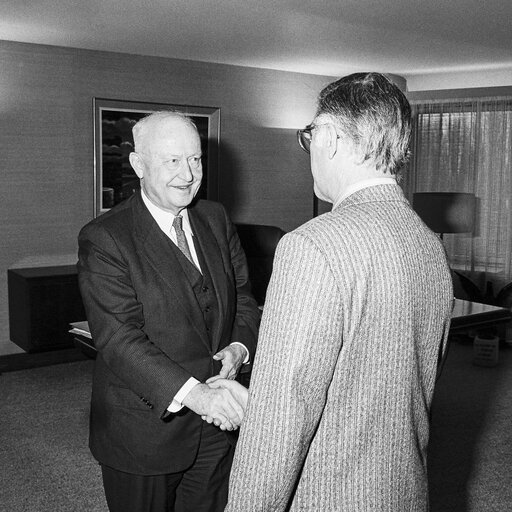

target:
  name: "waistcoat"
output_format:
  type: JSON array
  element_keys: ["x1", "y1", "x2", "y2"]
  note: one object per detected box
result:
[{"x1": 168, "y1": 237, "x2": 219, "y2": 347}]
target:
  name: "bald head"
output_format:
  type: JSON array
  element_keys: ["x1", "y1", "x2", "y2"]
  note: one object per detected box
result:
[{"x1": 132, "y1": 111, "x2": 199, "y2": 154}]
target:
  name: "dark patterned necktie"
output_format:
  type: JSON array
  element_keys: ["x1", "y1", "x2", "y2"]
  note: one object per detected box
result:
[{"x1": 172, "y1": 215, "x2": 195, "y2": 267}]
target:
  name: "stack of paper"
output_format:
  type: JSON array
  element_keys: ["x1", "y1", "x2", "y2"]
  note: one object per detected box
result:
[{"x1": 69, "y1": 320, "x2": 91, "y2": 339}]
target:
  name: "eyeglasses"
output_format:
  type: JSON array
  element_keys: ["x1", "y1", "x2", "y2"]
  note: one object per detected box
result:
[
  {"x1": 296, "y1": 123, "x2": 341, "y2": 154},
  {"x1": 297, "y1": 124, "x2": 315, "y2": 154}
]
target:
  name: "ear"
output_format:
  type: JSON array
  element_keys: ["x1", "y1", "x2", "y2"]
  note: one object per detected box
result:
[
  {"x1": 129, "y1": 152, "x2": 145, "y2": 179},
  {"x1": 325, "y1": 124, "x2": 339, "y2": 160},
  {"x1": 314, "y1": 124, "x2": 339, "y2": 160},
  {"x1": 326, "y1": 124, "x2": 340, "y2": 160}
]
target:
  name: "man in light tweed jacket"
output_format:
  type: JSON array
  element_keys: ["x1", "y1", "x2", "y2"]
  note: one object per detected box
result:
[{"x1": 215, "y1": 73, "x2": 453, "y2": 511}]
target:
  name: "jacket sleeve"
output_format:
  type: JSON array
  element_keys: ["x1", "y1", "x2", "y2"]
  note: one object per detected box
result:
[
  {"x1": 225, "y1": 232, "x2": 345, "y2": 511},
  {"x1": 78, "y1": 222, "x2": 194, "y2": 417}
]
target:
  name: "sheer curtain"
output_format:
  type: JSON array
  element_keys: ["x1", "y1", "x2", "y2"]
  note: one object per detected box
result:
[{"x1": 403, "y1": 96, "x2": 512, "y2": 294}]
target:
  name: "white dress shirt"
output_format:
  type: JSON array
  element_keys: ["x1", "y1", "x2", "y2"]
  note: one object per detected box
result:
[{"x1": 333, "y1": 177, "x2": 397, "y2": 210}]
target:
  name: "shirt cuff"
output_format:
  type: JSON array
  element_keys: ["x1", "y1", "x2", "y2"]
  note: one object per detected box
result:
[
  {"x1": 167, "y1": 377, "x2": 201, "y2": 413},
  {"x1": 230, "y1": 342, "x2": 250, "y2": 364}
]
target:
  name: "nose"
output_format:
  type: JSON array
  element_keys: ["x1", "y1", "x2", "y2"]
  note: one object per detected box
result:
[{"x1": 179, "y1": 161, "x2": 195, "y2": 182}]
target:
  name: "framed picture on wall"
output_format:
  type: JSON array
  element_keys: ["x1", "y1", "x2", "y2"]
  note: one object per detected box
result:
[{"x1": 93, "y1": 98, "x2": 220, "y2": 217}]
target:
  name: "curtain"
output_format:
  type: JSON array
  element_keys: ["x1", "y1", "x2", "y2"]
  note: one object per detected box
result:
[{"x1": 403, "y1": 96, "x2": 512, "y2": 294}]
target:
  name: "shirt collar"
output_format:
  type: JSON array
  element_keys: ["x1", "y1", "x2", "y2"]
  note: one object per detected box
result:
[
  {"x1": 141, "y1": 188, "x2": 194, "y2": 235},
  {"x1": 333, "y1": 177, "x2": 397, "y2": 209}
]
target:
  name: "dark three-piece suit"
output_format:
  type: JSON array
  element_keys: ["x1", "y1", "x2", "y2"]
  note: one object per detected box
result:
[{"x1": 77, "y1": 191, "x2": 259, "y2": 508}]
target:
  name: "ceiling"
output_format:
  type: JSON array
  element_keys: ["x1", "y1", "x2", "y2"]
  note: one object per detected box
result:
[{"x1": 1, "y1": 0, "x2": 511, "y2": 81}]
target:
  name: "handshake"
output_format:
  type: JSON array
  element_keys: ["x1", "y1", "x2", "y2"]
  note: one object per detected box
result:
[
  {"x1": 182, "y1": 344, "x2": 249, "y2": 431},
  {"x1": 203, "y1": 377, "x2": 249, "y2": 431},
  {"x1": 183, "y1": 377, "x2": 249, "y2": 431}
]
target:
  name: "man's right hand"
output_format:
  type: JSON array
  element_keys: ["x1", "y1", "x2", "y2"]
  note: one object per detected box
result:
[
  {"x1": 201, "y1": 379, "x2": 249, "y2": 430},
  {"x1": 182, "y1": 383, "x2": 244, "y2": 431},
  {"x1": 206, "y1": 378, "x2": 249, "y2": 410}
]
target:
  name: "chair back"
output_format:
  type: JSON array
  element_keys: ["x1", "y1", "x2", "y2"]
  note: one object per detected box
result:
[
  {"x1": 235, "y1": 223, "x2": 286, "y2": 305},
  {"x1": 452, "y1": 270, "x2": 483, "y2": 303},
  {"x1": 496, "y1": 282, "x2": 512, "y2": 309}
]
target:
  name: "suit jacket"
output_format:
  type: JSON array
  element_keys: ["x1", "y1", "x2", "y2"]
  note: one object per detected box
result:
[
  {"x1": 226, "y1": 184, "x2": 453, "y2": 512},
  {"x1": 77, "y1": 192, "x2": 259, "y2": 475}
]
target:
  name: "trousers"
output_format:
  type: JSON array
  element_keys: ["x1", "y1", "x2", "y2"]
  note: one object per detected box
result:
[{"x1": 101, "y1": 423, "x2": 234, "y2": 512}]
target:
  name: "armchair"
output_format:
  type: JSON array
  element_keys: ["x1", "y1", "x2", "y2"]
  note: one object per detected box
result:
[{"x1": 235, "y1": 223, "x2": 286, "y2": 306}]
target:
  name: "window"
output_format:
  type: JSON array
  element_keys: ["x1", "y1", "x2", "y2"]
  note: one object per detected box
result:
[{"x1": 404, "y1": 97, "x2": 512, "y2": 284}]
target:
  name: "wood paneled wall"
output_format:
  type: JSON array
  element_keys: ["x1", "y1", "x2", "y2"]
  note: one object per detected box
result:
[{"x1": 0, "y1": 40, "x2": 334, "y2": 355}]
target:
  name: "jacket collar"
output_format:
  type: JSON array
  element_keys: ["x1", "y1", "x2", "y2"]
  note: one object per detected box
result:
[
  {"x1": 334, "y1": 182, "x2": 408, "y2": 211},
  {"x1": 333, "y1": 177, "x2": 397, "y2": 209}
]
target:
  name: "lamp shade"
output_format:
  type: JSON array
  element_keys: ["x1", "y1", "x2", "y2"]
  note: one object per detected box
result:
[{"x1": 413, "y1": 192, "x2": 476, "y2": 234}]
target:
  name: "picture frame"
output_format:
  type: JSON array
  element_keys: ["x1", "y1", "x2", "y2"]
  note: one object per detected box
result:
[{"x1": 93, "y1": 98, "x2": 220, "y2": 217}]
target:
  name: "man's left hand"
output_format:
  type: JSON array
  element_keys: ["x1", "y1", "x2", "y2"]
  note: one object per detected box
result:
[{"x1": 212, "y1": 344, "x2": 246, "y2": 380}]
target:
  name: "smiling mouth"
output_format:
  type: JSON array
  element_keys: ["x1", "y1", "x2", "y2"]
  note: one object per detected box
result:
[{"x1": 172, "y1": 184, "x2": 193, "y2": 190}]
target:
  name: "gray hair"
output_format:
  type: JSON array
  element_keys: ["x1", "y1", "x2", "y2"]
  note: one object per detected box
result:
[
  {"x1": 132, "y1": 110, "x2": 198, "y2": 152},
  {"x1": 317, "y1": 72, "x2": 411, "y2": 174}
]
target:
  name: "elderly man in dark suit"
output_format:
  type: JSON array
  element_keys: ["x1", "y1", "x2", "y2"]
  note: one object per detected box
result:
[{"x1": 77, "y1": 111, "x2": 259, "y2": 512}]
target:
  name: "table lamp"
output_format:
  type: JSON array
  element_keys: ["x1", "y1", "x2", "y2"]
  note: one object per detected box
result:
[
  {"x1": 412, "y1": 192, "x2": 476, "y2": 239},
  {"x1": 413, "y1": 192, "x2": 484, "y2": 303}
]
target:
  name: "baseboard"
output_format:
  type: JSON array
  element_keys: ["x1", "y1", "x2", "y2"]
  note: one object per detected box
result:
[{"x1": 0, "y1": 347, "x2": 89, "y2": 373}]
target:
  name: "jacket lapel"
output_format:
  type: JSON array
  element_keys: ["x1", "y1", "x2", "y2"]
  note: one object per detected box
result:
[
  {"x1": 131, "y1": 192, "x2": 211, "y2": 351},
  {"x1": 189, "y1": 208, "x2": 228, "y2": 353}
]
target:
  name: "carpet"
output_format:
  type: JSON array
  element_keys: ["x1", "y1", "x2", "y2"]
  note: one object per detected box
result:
[
  {"x1": 1, "y1": 342, "x2": 512, "y2": 511},
  {"x1": 0, "y1": 360, "x2": 106, "y2": 512},
  {"x1": 428, "y1": 340, "x2": 512, "y2": 511}
]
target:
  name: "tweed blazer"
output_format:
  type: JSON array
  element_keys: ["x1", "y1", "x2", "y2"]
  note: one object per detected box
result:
[
  {"x1": 226, "y1": 184, "x2": 453, "y2": 512},
  {"x1": 77, "y1": 192, "x2": 260, "y2": 475}
]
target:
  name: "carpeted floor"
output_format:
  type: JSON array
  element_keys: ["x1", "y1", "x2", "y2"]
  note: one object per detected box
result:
[
  {"x1": 428, "y1": 340, "x2": 512, "y2": 511},
  {"x1": 0, "y1": 341, "x2": 511, "y2": 511},
  {"x1": 0, "y1": 359, "x2": 106, "y2": 512}
]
